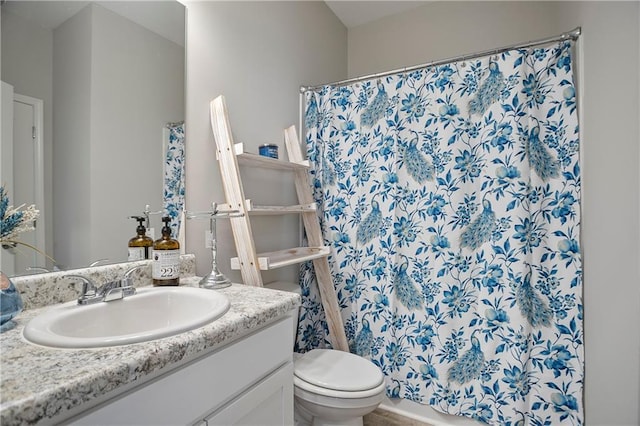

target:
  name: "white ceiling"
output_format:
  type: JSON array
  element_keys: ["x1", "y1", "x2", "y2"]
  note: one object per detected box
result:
[
  {"x1": 1, "y1": 1, "x2": 185, "y2": 46},
  {"x1": 325, "y1": 1, "x2": 430, "y2": 28}
]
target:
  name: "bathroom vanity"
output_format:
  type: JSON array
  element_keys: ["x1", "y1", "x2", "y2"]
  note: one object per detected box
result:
[
  {"x1": 71, "y1": 308, "x2": 295, "y2": 425},
  {"x1": 0, "y1": 261, "x2": 300, "y2": 425}
]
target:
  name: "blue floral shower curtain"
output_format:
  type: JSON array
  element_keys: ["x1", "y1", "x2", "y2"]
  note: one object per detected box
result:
[
  {"x1": 299, "y1": 41, "x2": 583, "y2": 425},
  {"x1": 163, "y1": 121, "x2": 185, "y2": 237}
]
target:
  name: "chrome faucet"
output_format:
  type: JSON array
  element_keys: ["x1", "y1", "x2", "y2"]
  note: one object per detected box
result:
[
  {"x1": 68, "y1": 275, "x2": 99, "y2": 304},
  {"x1": 70, "y1": 273, "x2": 137, "y2": 305}
]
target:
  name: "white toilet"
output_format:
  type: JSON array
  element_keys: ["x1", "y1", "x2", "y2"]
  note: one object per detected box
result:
[
  {"x1": 267, "y1": 282, "x2": 386, "y2": 426},
  {"x1": 293, "y1": 349, "x2": 386, "y2": 426}
]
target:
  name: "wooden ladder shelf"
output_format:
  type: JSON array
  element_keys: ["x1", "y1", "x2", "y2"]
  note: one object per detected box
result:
[{"x1": 209, "y1": 95, "x2": 349, "y2": 352}]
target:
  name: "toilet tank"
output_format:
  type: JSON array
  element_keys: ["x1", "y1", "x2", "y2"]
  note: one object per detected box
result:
[{"x1": 265, "y1": 281, "x2": 301, "y2": 295}]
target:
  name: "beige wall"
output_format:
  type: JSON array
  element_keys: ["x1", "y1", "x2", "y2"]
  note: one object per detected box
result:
[
  {"x1": 348, "y1": 2, "x2": 640, "y2": 425},
  {"x1": 183, "y1": 1, "x2": 347, "y2": 283}
]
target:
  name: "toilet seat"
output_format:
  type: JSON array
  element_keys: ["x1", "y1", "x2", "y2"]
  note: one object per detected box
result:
[
  {"x1": 294, "y1": 375, "x2": 387, "y2": 399},
  {"x1": 294, "y1": 349, "x2": 385, "y2": 398}
]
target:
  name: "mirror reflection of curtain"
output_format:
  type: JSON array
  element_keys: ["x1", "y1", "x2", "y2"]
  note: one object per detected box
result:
[
  {"x1": 300, "y1": 41, "x2": 583, "y2": 425},
  {"x1": 163, "y1": 122, "x2": 185, "y2": 239}
]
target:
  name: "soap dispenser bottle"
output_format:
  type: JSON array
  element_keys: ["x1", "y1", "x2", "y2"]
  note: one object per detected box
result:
[
  {"x1": 152, "y1": 216, "x2": 180, "y2": 286},
  {"x1": 128, "y1": 216, "x2": 154, "y2": 261}
]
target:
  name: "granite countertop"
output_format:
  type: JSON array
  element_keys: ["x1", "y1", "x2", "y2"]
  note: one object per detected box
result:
[{"x1": 0, "y1": 276, "x2": 300, "y2": 425}]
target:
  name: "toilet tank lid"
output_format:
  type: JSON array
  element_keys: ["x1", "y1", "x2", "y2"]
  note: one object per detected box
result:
[{"x1": 294, "y1": 349, "x2": 384, "y2": 392}]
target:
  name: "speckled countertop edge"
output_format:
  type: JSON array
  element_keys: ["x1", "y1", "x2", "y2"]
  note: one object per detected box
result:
[{"x1": 0, "y1": 276, "x2": 300, "y2": 425}]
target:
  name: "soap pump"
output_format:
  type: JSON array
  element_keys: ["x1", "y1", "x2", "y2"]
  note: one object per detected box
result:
[
  {"x1": 128, "y1": 216, "x2": 154, "y2": 261},
  {"x1": 152, "y1": 216, "x2": 180, "y2": 286}
]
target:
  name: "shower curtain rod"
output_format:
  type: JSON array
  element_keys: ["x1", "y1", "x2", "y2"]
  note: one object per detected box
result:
[{"x1": 300, "y1": 27, "x2": 581, "y2": 93}]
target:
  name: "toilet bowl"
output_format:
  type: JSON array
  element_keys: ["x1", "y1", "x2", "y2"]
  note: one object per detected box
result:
[
  {"x1": 293, "y1": 349, "x2": 386, "y2": 426},
  {"x1": 267, "y1": 280, "x2": 385, "y2": 426}
]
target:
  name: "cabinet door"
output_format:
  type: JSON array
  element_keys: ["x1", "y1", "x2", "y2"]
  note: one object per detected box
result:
[
  {"x1": 69, "y1": 315, "x2": 295, "y2": 425},
  {"x1": 205, "y1": 362, "x2": 293, "y2": 426}
]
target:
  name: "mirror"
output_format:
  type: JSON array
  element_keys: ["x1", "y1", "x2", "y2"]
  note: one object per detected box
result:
[{"x1": 1, "y1": 1, "x2": 185, "y2": 275}]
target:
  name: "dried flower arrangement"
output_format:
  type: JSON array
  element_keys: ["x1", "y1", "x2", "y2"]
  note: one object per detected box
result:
[{"x1": 0, "y1": 185, "x2": 55, "y2": 265}]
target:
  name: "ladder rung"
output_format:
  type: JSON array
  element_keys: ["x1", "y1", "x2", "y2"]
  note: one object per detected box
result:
[
  {"x1": 230, "y1": 246, "x2": 330, "y2": 270},
  {"x1": 246, "y1": 200, "x2": 317, "y2": 215},
  {"x1": 234, "y1": 143, "x2": 309, "y2": 171}
]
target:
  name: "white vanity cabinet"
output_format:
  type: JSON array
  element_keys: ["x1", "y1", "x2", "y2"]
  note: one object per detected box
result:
[{"x1": 68, "y1": 314, "x2": 295, "y2": 426}]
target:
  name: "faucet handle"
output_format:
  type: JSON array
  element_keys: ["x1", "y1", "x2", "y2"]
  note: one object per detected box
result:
[
  {"x1": 103, "y1": 280, "x2": 136, "y2": 301},
  {"x1": 67, "y1": 275, "x2": 99, "y2": 304},
  {"x1": 123, "y1": 264, "x2": 147, "y2": 287},
  {"x1": 97, "y1": 279, "x2": 137, "y2": 302}
]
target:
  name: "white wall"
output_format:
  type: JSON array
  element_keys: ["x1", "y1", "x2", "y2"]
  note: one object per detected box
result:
[
  {"x1": 348, "y1": 2, "x2": 640, "y2": 425},
  {"x1": 4, "y1": 3, "x2": 184, "y2": 270},
  {"x1": 553, "y1": 3, "x2": 640, "y2": 425},
  {"x1": 52, "y1": 5, "x2": 93, "y2": 268},
  {"x1": 53, "y1": 4, "x2": 184, "y2": 268},
  {"x1": 89, "y1": 4, "x2": 184, "y2": 265},
  {"x1": 183, "y1": 1, "x2": 347, "y2": 283},
  {"x1": 2, "y1": 9, "x2": 55, "y2": 264},
  {"x1": 347, "y1": 1, "x2": 561, "y2": 78}
]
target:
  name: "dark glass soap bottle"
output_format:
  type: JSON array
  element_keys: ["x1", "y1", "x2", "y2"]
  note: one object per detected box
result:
[
  {"x1": 152, "y1": 216, "x2": 180, "y2": 286},
  {"x1": 128, "y1": 216, "x2": 154, "y2": 261}
]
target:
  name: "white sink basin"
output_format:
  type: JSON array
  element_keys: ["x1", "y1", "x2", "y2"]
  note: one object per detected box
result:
[{"x1": 23, "y1": 287, "x2": 230, "y2": 348}]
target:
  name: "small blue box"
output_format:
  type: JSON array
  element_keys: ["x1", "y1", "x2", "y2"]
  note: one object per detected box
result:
[{"x1": 259, "y1": 144, "x2": 278, "y2": 159}]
